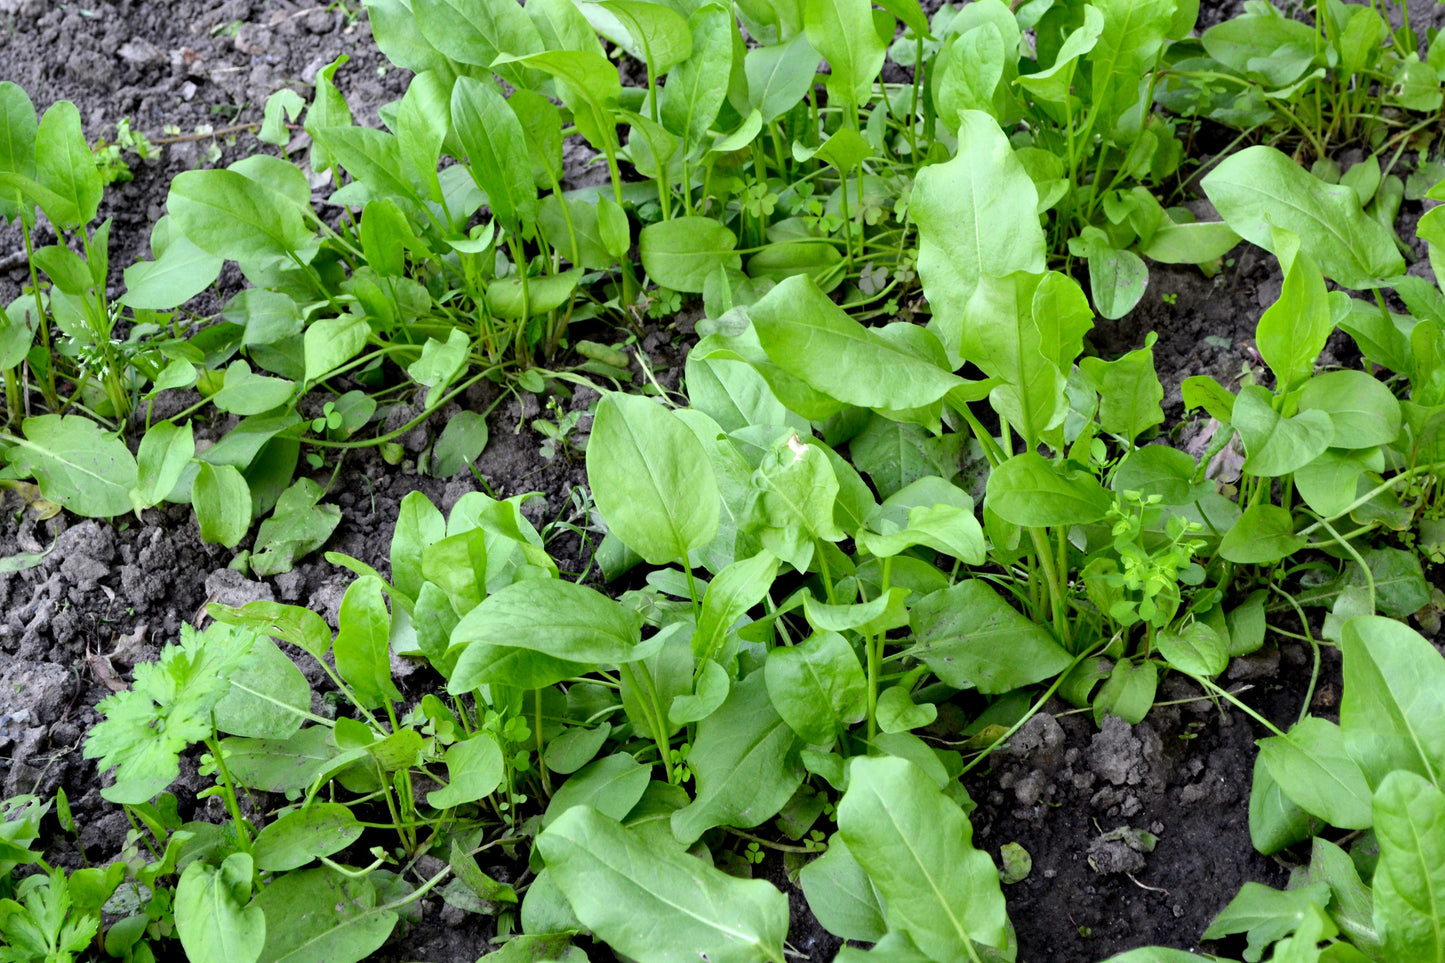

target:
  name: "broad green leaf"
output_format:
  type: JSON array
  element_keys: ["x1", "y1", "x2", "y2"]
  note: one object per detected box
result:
[
  {"x1": 0, "y1": 81, "x2": 37, "y2": 220},
  {"x1": 764, "y1": 630, "x2": 867, "y2": 745},
  {"x1": 539, "y1": 806, "x2": 789, "y2": 963},
  {"x1": 210, "y1": 362, "x2": 296, "y2": 416},
  {"x1": 253, "y1": 868, "x2": 396, "y2": 963},
  {"x1": 129, "y1": 421, "x2": 194, "y2": 512},
  {"x1": 334, "y1": 576, "x2": 401, "y2": 710},
  {"x1": 1155, "y1": 621, "x2": 1228, "y2": 678},
  {"x1": 907, "y1": 580, "x2": 1072, "y2": 692},
  {"x1": 639, "y1": 216, "x2": 740, "y2": 292},
  {"x1": 1233, "y1": 385, "x2": 1332, "y2": 478},
  {"x1": 745, "y1": 34, "x2": 819, "y2": 123},
  {"x1": 34, "y1": 101, "x2": 101, "y2": 229},
  {"x1": 528, "y1": 0, "x2": 606, "y2": 55},
  {"x1": 193, "y1": 463, "x2": 252, "y2": 548},
  {"x1": 250, "y1": 479, "x2": 341, "y2": 577},
  {"x1": 597, "y1": 0, "x2": 692, "y2": 75},
  {"x1": 452, "y1": 75, "x2": 537, "y2": 236},
  {"x1": 1201, "y1": 881, "x2": 1332, "y2": 961},
  {"x1": 208, "y1": 600, "x2": 333, "y2": 662},
  {"x1": 1084, "y1": 236, "x2": 1148, "y2": 320},
  {"x1": 985, "y1": 451, "x2": 1111, "y2": 528},
  {"x1": 1139, "y1": 220, "x2": 1241, "y2": 264},
  {"x1": 447, "y1": 579, "x2": 649, "y2": 692},
  {"x1": 1200, "y1": 9, "x2": 1317, "y2": 86},
  {"x1": 1371, "y1": 770, "x2": 1445, "y2": 962},
  {"x1": 542, "y1": 752, "x2": 651, "y2": 827},
  {"x1": 176, "y1": 854, "x2": 264, "y2": 963},
  {"x1": 672, "y1": 671, "x2": 804, "y2": 844},
  {"x1": 798, "y1": 835, "x2": 886, "y2": 942},
  {"x1": 1016, "y1": 6, "x2": 1102, "y2": 104},
  {"x1": 169, "y1": 169, "x2": 318, "y2": 267},
  {"x1": 693, "y1": 550, "x2": 779, "y2": 660},
  {"x1": 934, "y1": 24, "x2": 1005, "y2": 130},
  {"x1": 427, "y1": 733, "x2": 505, "y2": 808},
  {"x1": 1298, "y1": 370, "x2": 1401, "y2": 449},
  {"x1": 1255, "y1": 227, "x2": 1333, "y2": 393},
  {"x1": 660, "y1": 4, "x2": 730, "y2": 158},
  {"x1": 1092, "y1": 658, "x2": 1158, "y2": 725},
  {"x1": 309, "y1": 126, "x2": 423, "y2": 213},
  {"x1": 1202, "y1": 146, "x2": 1404, "y2": 290},
  {"x1": 849, "y1": 416, "x2": 961, "y2": 500},
  {"x1": 684, "y1": 350, "x2": 802, "y2": 434},
  {"x1": 1111, "y1": 445, "x2": 1197, "y2": 506},
  {"x1": 748, "y1": 431, "x2": 845, "y2": 572},
  {"x1": 1259, "y1": 717, "x2": 1373, "y2": 831},
  {"x1": 213, "y1": 636, "x2": 311, "y2": 739},
  {"x1": 412, "y1": 0, "x2": 543, "y2": 87},
  {"x1": 913, "y1": 111, "x2": 1046, "y2": 366},
  {"x1": 391, "y1": 491, "x2": 446, "y2": 602},
  {"x1": 1305, "y1": 838, "x2": 1380, "y2": 953},
  {"x1": 1249, "y1": 755, "x2": 1322, "y2": 856},
  {"x1": 1217, "y1": 502, "x2": 1304, "y2": 564},
  {"x1": 498, "y1": 51, "x2": 621, "y2": 158},
  {"x1": 1341, "y1": 617, "x2": 1445, "y2": 789},
  {"x1": 304, "y1": 56, "x2": 352, "y2": 171},
  {"x1": 803, "y1": 0, "x2": 886, "y2": 112},
  {"x1": 222, "y1": 728, "x2": 350, "y2": 793},
  {"x1": 252, "y1": 804, "x2": 363, "y2": 872},
  {"x1": 858, "y1": 476, "x2": 984, "y2": 563},
  {"x1": 750, "y1": 275, "x2": 964, "y2": 413},
  {"x1": 1078, "y1": 338, "x2": 1164, "y2": 443},
  {"x1": 303, "y1": 316, "x2": 369, "y2": 385},
  {"x1": 121, "y1": 227, "x2": 224, "y2": 310},
  {"x1": 485, "y1": 268, "x2": 582, "y2": 319},
  {"x1": 1090, "y1": 0, "x2": 1174, "y2": 128},
  {"x1": 429, "y1": 410, "x2": 490, "y2": 477},
  {"x1": 587, "y1": 392, "x2": 718, "y2": 565},
  {"x1": 839, "y1": 756, "x2": 1009, "y2": 958},
  {"x1": 963, "y1": 271, "x2": 1092, "y2": 447},
  {"x1": 4, "y1": 415, "x2": 137, "y2": 518}
]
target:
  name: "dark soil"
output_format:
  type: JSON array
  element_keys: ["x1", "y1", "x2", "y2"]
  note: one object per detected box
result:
[{"x1": 1, "y1": 1, "x2": 1443, "y2": 961}]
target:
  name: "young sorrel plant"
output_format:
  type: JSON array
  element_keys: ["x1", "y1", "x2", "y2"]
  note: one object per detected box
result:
[{"x1": 1162, "y1": 0, "x2": 1444, "y2": 163}]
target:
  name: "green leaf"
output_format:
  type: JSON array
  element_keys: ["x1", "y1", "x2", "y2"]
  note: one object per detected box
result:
[
  {"x1": 799, "y1": 835, "x2": 886, "y2": 942},
  {"x1": 213, "y1": 635, "x2": 311, "y2": 739},
  {"x1": 985, "y1": 451, "x2": 1112, "y2": 528},
  {"x1": 250, "y1": 479, "x2": 341, "y2": 577},
  {"x1": 1156, "y1": 621, "x2": 1228, "y2": 678},
  {"x1": 672, "y1": 671, "x2": 804, "y2": 844},
  {"x1": 1217, "y1": 502, "x2": 1304, "y2": 564},
  {"x1": 750, "y1": 275, "x2": 964, "y2": 413},
  {"x1": 169, "y1": 168, "x2": 317, "y2": 267},
  {"x1": 429, "y1": 410, "x2": 490, "y2": 477},
  {"x1": 447, "y1": 579, "x2": 648, "y2": 692},
  {"x1": 907, "y1": 580, "x2": 1072, "y2": 693},
  {"x1": 660, "y1": 3, "x2": 732, "y2": 156},
  {"x1": 1202, "y1": 145, "x2": 1404, "y2": 289},
  {"x1": 391, "y1": 491, "x2": 446, "y2": 603},
  {"x1": 1371, "y1": 770, "x2": 1445, "y2": 962},
  {"x1": 1201, "y1": 880, "x2": 1332, "y2": 961},
  {"x1": 745, "y1": 34, "x2": 820, "y2": 123},
  {"x1": 176, "y1": 853, "x2": 265, "y2": 963},
  {"x1": 1089, "y1": 0, "x2": 1174, "y2": 128},
  {"x1": 912, "y1": 111, "x2": 1046, "y2": 365},
  {"x1": 208, "y1": 600, "x2": 333, "y2": 662},
  {"x1": 334, "y1": 576, "x2": 401, "y2": 710},
  {"x1": 803, "y1": 0, "x2": 886, "y2": 112},
  {"x1": 597, "y1": 0, "x2": 692, "y2": 75},
  {"x1": 1255, "y1": 227, "x2": 1333, "y2": 393},
  {"x1": 1341, "y1": 617, "x2": 1445, "y2": 789},
  {"x1": 452, "y1": 76, "x2": 537, "y2": 236},
  {"x1": 4, "y1": 414, "x2": 138, "y2": 518},
  {"x1": 858, "y1": 476, "x2": 985, "y2": 563},
  {"x1": 543, "y1": 752, "x2": 651, "y2": 828},
  {"x1": 303, "y1": 315, "x2": 369, "y2": 384},
  {"x1": 1084, "y1": 237, "x2": 1148, "y2": 320},
  {"x1": 639, "y1": 216, "x2": 740, "y2": 292},
  {"x1": 1258, "y1": 717, "x2": 1373, "y2": 831},
  {"x1": 586, "y1": 392, "x2": 718, "y2": 566},
  {"x1": 1092, "y1": 658, "x2": 1158, "y2": 726},
  {"x1": 427, "y1": 733, "x2": 505, "y2": 809},
  {"x1": 538, "y1": 806, "x2": 789, "y2": 963},
  {"x1": 252, "y1": 804, "x2": 364, "y2": 872},
  {"x1": 412, "y1": 0, "x2": 543, "y2": 87},
  {"x1": 839, "y1": 756, "x2": 1009, "y2": 958},
  {"x1": 210, "y1": 361, "x2": 296, "y2": 416},
  {"x1": 1233, "y1": 384, "x2": 1333, "y2": 477},
  {"x1": 748, "y1": 432, "x2": 845, "y2": 572},
  {"x1": 34, "y1": 100, "x2": 101, "y2": 229},
  {"x1": 253, "y1": 868, "x2": 397, "y2": 963},
  {"x1": 1298, "y1": 369, "x2": 1402, "y2": 449},
  {"x1": 193, "y1": 463, "x2": 253, "y2": 549},
  {"x1": 693, "y1": 550, "x2": 779, "y2": 661},
  {"x1": 122, "y1": 221, "x2": 224, "y2": 310},
  {"x1": 1249, "y1": 755, "x2": 1322, "y2": 856},
  {"x1": 485, "y1": 268, "x2": 582, "y2": 319},
  {"x1": 1077, "y1": 338, "x2": 1164, "y2": 443},
  {"x1": 764, "y1": 630, "x2": 867, "y2": 745}
]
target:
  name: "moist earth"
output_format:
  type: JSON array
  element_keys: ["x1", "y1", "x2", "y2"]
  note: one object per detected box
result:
[{"x1": 1, "y1": 1, "x2": 1443, "y2": 961}]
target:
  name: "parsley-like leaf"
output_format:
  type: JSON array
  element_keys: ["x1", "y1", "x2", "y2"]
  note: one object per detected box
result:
[
  {"x1": 0, "y1": 866, "x2": 98, "y2": 963},
  {"x1": 83, "y1": 622, "x2": 257, "y2": 804}
]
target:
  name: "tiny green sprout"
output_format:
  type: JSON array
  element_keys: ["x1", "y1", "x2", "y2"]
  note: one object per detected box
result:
[
  {"x1": 745, "y1": 841, "x2": 765, "y2": 864},
  {"x1": 1161, "y1": 292, "x2": 1178, "y2": 306},
  {"x1": 741, "y1": 182, "x2": 778, "y2": 218},
  {"x1": 311, "y1": 401, "x2": 343, "y2": 435},
  {"x1": 646, "y1": 288, "x2": 682, "y2": 320}
]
